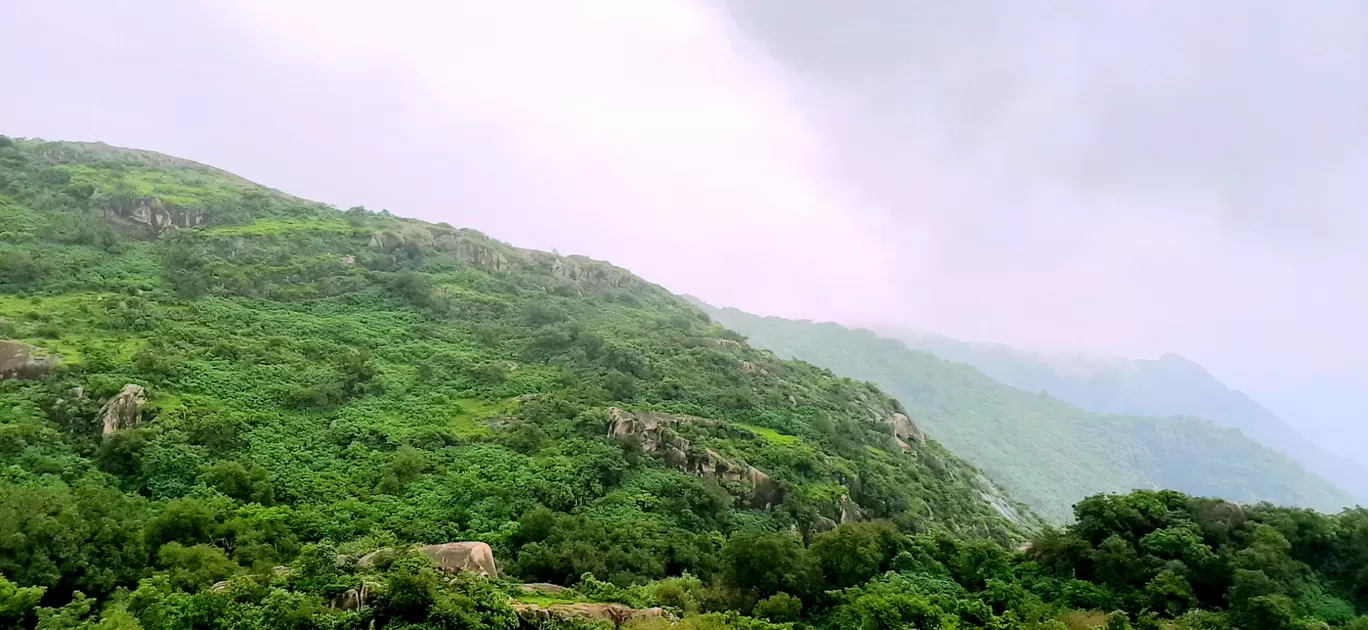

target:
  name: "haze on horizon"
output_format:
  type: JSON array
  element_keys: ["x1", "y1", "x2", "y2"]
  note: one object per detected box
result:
[{"x1": 2, "y1": 1, "x2": 1364, "y2": 457}]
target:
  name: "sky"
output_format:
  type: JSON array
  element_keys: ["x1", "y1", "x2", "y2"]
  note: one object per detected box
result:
[{"x1": 1, "y1": 1, "x2": 1364, "y2": 456}]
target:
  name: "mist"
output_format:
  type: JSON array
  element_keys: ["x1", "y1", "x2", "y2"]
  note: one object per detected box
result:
[{"x1": 2, "y1": 1, "x2": 1364, "y2": 457}]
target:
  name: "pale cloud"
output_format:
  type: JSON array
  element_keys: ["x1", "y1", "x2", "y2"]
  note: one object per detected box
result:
[{"x1": 219, "y1": 0, "x2": 901, "y2": 322}]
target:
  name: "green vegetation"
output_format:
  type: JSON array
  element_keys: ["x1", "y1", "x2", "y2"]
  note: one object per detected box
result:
[
  {"x1": 7, "y1": 137, "x2": 1368, "y2": 628},
  {"x1": 884, "y1": 333, "x2": 1368, "y2": 505},
  {"x1": 0, "y1": 138, "x2": 1032, "y2": 628},
  {"x1": 699, "y1": 300, "x2": 1355, "y2": 522}
]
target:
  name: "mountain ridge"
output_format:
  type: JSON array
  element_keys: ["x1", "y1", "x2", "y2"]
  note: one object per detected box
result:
[
  {"x1": 882, "y1": 326, "x2": 1368, "y2": 503},
  {"x1": 698, "y1": 302, "x2": 1355, "y2": 520}
]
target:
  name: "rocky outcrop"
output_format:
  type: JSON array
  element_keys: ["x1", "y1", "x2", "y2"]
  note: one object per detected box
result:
[
  {"x1": 100, "y1": 384, "x2": 147, "y2": 436},
  {"x1": 371, "y1": 226, "x2": 510, "y2": 273},
  {"x1": 0, "y1": 341, "x2": 59, "y2": 381},
  {"x1": 418, "y1": 542, "x2": 498, "y2": 577},
  {"x1": 512, "y1": 603, "x2": 675, "y2": 627},
  {"x1": 840, "y1": 494, "x2": 863, "y2": 524},
  {"x1": 358, "y1": 541, "x2": 499, "y2": 578},
  {"x1": 518, "y1": 583, "x2": 568, "y2": 594},
  {"x1": 105, "y1": 196, "x2": 206, "y2": 236},
  {"x1": 549, "y1": 255, "x2": 631, "y2": 289},
  {"x1": 329, "y1": 583, "x2": 377, "y2": 611},
  {"x1": 747, "y1": 466, "x2": 782, "y2": 510},
  {"x1": 608, "y1": 407, "x2": 693, "y2": 455},
  {"x1": 976, "y1": 474, "x2": 1027, "y2": 525},
  {"x1": 608, "y1": 408, "x2": 782, "y2": 508},
  {"x1": 884, "y1": 412, "x2": 925, "y2": 447}
]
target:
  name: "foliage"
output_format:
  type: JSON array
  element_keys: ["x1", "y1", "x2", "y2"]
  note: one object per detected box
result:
[
  {"x1": 7, "y1": 139, "x2": 1368, "y2": 628},
  {"x1": 0, "y1": 139, "x2": 1028, "y2": 628}
]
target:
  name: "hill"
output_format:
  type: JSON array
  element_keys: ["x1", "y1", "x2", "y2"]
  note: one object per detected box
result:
[
  {"x1": 888, "y1": 330, "x2": 1368, "y2": 504},
  {"x1": 0, "y1": 137, "x2": 1041, "y2": 626},
  {"x1": 8, "y1": 136, "x2": 1368, "y2": 629},
  {"x1": 698, "y1": 304, "x2": 1355, "y2": 521}
]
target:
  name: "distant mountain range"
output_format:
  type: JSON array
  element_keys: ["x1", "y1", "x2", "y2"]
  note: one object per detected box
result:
[
  {"x1": 884, "y1": 329, "x2": 1368, "y2": 506},
  {"x1": 699, "y1": 302, "x2": 1357, "y2": 520}
]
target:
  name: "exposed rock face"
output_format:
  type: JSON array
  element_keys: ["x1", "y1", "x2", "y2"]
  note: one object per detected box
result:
[
  {"x1": 747, "y1": 466, "x2": 782, "y2": 510},
  {"x1": 513, "y1": 603, "x2": 675, "y2": 627},
  {"x1": 100, "y1": 384, "x2": 147, "y2": 436},
  {"x1": 418, "y1": 542, "x2": 498, "y2": 577},
  {"x1": 607, "y1": 407, "x2": 782, "y2": 508},
  {"x1": 840, "y1": 494, "x2": 864, "y2": 524},
  {"x1": 518, "y1": 583, "x2": 568, "y2": 594},
  {"x1": 975, "y1": 474, "x2": 1027, "y2": 525},
  {"x1": 608, "y1": 407, "x2": 692, "y2": 454},
  {"x1": 0, "y1": 341, "x2": 59, "y2": 381},
  {"x1": 370, "y1": 226, "x2": 510, "y2": 273},
  {"x1": 549, "y1": 255, "x2": 631, "y2": 289},
  {"x1": 329, "y1": 583, "x2": 376, "y2": 611},
  {"x1": 105, "y1": 196, "x2": 206, "y2": 235},
  {"x1": 358, "y1": 542, "x2": 499, "y2": 578},
  {"x1": 885, "y1": 412, "x2": 926, "y2": 445}
]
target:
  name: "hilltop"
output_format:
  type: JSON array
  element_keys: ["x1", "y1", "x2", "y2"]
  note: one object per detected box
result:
[{"x1": 698, "y1": 303, "x2": 1355, "y2": 521}]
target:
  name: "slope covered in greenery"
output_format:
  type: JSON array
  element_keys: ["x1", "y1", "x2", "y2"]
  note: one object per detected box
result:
[
  {"x1": 0, "y1": 137, "x2": 1048, "y2": 628},
  {"x1": 699, "y1": 305, "x2": 1354, "y2": 521},
  {"x1": 883, "y1": 331, "x2": 1368, "y2": 504}
]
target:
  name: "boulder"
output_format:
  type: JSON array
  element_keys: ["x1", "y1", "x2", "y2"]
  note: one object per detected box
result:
[
  {"x1": 518, "y1": 583, "x2": 568, "y2": 594},
  {"x1": 418, "y1": 542, "x2": 498, "y2": 577},
  {"x1": 0, "y1": 341, "x2": 59, "y2": 381},
  {"x1": 885, "y1": 412, "x2": 925, "y2": 444},
  {"x1": 747, "y1": 466, "x2": 782, "y2": 509},
  {"x1": 513, "y1": 602, "x2": 674, "y2": 627},
  {"x1": 328, "y1": 582, "x2": 376, "y2": 611},
  {"x1": 101, "y1": 384, "x2": 147, "y2": 436},
  {"x1": 359, "y1": 542, "x2": 499, "y2": 578}
]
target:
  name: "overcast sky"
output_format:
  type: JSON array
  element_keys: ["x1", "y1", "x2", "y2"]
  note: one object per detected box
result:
[{"x1": 2, "y1": 1, "x2": 1364, "y2": 454}]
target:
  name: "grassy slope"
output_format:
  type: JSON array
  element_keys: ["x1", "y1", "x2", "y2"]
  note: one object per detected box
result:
[
  {"x1": 700, "y1": 305, "x2": 1355, "y2": 521},
  {"x1": 0, "y1": 139, "x2": 1036, "y2": 598}
]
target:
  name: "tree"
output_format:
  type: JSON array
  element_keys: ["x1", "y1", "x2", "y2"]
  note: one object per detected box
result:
[
  {"x1": 809, "y1": 522, "x2": 905, "y2": 589},
  {"x1": 720, "y1": 531, "x2": 817, "y2": 601},
  {"x1": 155, "y1": 543, "x2": 238, "y2": 592},
  {"x1": 0, "y1": 574, "x2": 45, "y2": 627}
]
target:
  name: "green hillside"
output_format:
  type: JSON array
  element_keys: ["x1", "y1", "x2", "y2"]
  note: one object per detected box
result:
[
  {"x1": 699, "y1": 305, "x2": 1354, "y2": 521},
  {"x1": 884, "y1": 331, "x2": 1368, "y2": 504},
  {"x1": 7, "y1": 137, "x2": 1368, "y2": 629},
  {"x1": 0, "y1": 138, "x2": 1034, "y2": 626}
]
